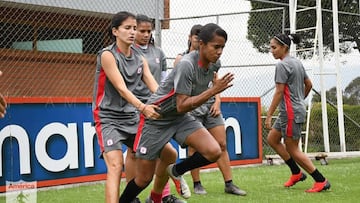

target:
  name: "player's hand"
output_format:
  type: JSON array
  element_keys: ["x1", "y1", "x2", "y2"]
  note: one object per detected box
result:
[
  {"x1": 265, "y1": 116, "x2": 272, "y2": 130},
  {"x1": 209, "y1": 103, "x2": 221, "y2": 117},
  {"x1": 211, "y1": 72, "x2": 234, "y2": 95},
  {"x1": 143, "y1": 104, "x2": 161, "y2": 119}
]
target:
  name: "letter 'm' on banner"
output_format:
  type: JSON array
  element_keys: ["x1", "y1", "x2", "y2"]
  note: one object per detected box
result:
[{"x1": 35, "y1": 123, "x2": 78, "y2": 172}]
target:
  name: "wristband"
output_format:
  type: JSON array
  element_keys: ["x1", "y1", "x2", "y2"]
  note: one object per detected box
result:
[{"x1": 140, "y1": 104, "x2": 147, "y2": 113}]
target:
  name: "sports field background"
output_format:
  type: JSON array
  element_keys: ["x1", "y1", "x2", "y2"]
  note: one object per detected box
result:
[
  {"x1": 1, "y1": 1, "x2": 360, "y2": 202},
  {"x1": 1, "y1": 157, "x2": 355, "y2": 203},
  {"x1": 1, "y1": 0, "x2": 359, "y2": 155}
]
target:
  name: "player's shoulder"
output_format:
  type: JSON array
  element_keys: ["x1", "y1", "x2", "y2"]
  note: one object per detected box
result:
[
  {"x1": 177, "y1": 53, "x2": 196, "y2": 68},
  {"x1": 98, "y1": 43, "x2": 115, "y2": 54}
]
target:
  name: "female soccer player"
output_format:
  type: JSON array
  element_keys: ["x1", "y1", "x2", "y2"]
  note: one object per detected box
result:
[
  {"x1": 174, "y1": 24, "x2": 246, "y2": 196},
  {"x1": 119, "y1": 23, "x2": 234, "y2": 203},
  {"x1": 92, "y1": 11, "x2": 175, "y2": 203},
  {"x1": 133, "y1": 14, "x2": 187, "y2": 203},
  {"x1": 265, "y1": 33, "x2": 330, "y2": 193}
]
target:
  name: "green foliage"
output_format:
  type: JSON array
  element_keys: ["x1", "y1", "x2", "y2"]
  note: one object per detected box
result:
[
  {"x1": 247, "y1": 1, "x2": 284, "y2": 53},
  {"x1": 313, "y1": 76, "x2": 360, "y2": 105},
  {"x1": 344, "y1": 77, "x2": 360, "y2": 105},
  {"x1": 308, "y1": 103, "x2": 360, "y2": 151},
  {"x1": 248, "y1": 0, "x2": 360, "y2": 57},
  {"x1": 261, "y1": 105, "x2": 279, "y2": 116}
]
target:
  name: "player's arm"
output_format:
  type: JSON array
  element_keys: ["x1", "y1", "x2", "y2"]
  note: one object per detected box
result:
[
  {"x1": 160, "y1": 50, "x2": 168, "y2": 83},
  {"x1": 101, "y1": 51, "x2": 160, "y2": 118},
  {"x1": 176, "y1": 72, "x2": 233, "y2": 113},
  {"x1": 304, "y1": 78, "x2": 312, "y2": 98},
  {"x1": 265, "y1": 83, "x2": 285, "y2": 129},
  {"x1": 209, "y1": 94, "x2": 221, "y2": 117},
  {"x1": 173, "y1": 54, "x2": 183, "y2": 68}
]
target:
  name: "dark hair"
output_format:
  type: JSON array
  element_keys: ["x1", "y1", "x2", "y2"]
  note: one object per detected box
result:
[
  {"x1": 149, "y1": 33, "x2": 155, "y2": 45},
  {"x1": 273, "y1": 33, "x2": 301, "y2": 48},
  {"x1": 136, "y1": 14, "x2": 155, "y2": 45},
  {"x1": 136, "y1": 14, "x2": 154, "y2": 27},
  {"x1": 198, "y1": 23, "x2": 227, "y2": 44},
  {"x1": 109, "y1": 11, "x2": 136, "y2": 42},
  {"x1": 187, "y1": 24, "x2": 203, "y2": 52},
  {"x1": 190, "y1": 24, "x2": 203, "y2": 36}
]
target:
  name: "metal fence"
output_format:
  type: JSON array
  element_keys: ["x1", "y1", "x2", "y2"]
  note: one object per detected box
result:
[{"x1": 0, "y1": 0, "x2": 359, "y2": 157}]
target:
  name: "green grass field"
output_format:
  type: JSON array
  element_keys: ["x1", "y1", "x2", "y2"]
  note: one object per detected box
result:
[{"x1": 3, "y1": 157, "x2": 360, "y2": 203}]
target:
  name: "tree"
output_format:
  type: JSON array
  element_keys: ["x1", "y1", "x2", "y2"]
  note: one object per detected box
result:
[
  {"x1": 312, "y1": 86, "x2": 337, "y2": 104},
  {"x1": 344, "y1": 76, "x2": 360, "y2": 105},
  {"x1": 312, "y1": 76, "x2": 360, "y2": 105},
  {"x1": 247, "y1": 0, "x2": 360, "y2": 57}
]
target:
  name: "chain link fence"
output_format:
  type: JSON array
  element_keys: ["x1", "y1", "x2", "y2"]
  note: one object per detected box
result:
[{"x1": 1, "y1": 0, "x2": 359, "y2": 157}]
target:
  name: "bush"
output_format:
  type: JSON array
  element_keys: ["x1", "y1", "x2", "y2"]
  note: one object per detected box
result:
[{"x1": 308, "y1": 103, "x2": 360, "y2": 151}]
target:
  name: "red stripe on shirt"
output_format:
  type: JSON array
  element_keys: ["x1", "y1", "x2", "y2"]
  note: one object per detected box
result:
[
  {"x1": 133, "y1": 114, "x2": 146, "y2": 152},
  {"x1": 284, "y1": 85, "x2": 294, "y2": 137},
  {"x1": 153, "y1": 88, "x2": 175, "y2": 105},
  {"x1": 93, "y1": 68, "x2": 106, "y2": 152}
]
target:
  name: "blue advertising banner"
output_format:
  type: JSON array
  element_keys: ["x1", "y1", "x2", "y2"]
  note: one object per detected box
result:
[{"x1": 0, "y1": 97, "x2": 261, "y2": 192}]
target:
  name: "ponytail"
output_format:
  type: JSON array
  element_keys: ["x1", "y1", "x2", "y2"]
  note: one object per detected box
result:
[{"x1": 289, "y1": 33, "x2": 301, "y2": 44}]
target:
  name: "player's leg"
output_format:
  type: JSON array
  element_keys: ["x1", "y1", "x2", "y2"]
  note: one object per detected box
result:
[
  {"x1": 284, "y1": 137, "x2": 315, "y2": 173},
  {"x1": 267, "y1": 128, "x2": 290, "y2": 161},
  {"x1": 125, "y1": 150, "x2": 136, "y2": 182},
  {"x1": 96, "y1": 123, "x2": 129, "y2": 203},
  {"x1": 284, "y1": 121, "x2": 330, "y2": 192},
  {"x1": 168, "y1": 126, "x2": 221, "y2": 180},
  {"x1": 187, "y1": 146, "x2": 206, "y2": 195},
  {"x1": 267, "y1": 119, "x2": 305, "y2": 187},
  {"x1": 152, "y1": 143, "x2": 175, "y2": 197},
  {"x1": 120, "y1": 158, "x2": 157, "y2": 202},
  {"x1": 150, "y1": 143, "x2": 186, "y2": 203},
  {"x1": 103, "y1": 150, "x2": 124, "y2": 203},
  {"x1": 124, "y1": 150, "x2": 142, "y2": 203},
  {"x1": 188, "y1": 147, "x2": 201, "y2": 181},
  {"x1": 208, "y1": 125, "x2": 246, "y2": 196},
  {"x1": 121, "y1": 120, "x2": 177, "y2": 202}
]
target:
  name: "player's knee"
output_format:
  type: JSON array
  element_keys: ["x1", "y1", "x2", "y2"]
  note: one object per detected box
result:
[
  {"x1": 167, "y1": 146, "x2": 178, "y2": 162},
  {"x1": 285, "y1": 146, "x2": 300, "y2": 157},
  {"x1": 161, "y1": 145, "x2": 177, "y2": 164},
  {"x1": 207, "y1": 145, "x2": 221, "y2": 162},
  {"x1": 267, "y1": 136, "x2": 277, "y2": 147},
  {"x1": 107, "y1": 162, "x2": 123, "y2": 174},
  {"x1": 218, "y1": 141, "x2": 227, "y2": 152}
]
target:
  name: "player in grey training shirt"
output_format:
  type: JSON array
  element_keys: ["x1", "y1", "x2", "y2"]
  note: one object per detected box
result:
[
  {"x1": 132, "y1": 14, "x2": 187, "y2": 203},
  {"x1": 133, "y1": 15, "x2": 167, "y2": 102},
  {"x1": 92, "y1": 11, "x2": 174, "y2": 203},
  {"x1": 265, "y1": 33, "x2": 330, "y2": 193},
  {"x1": 174, "y1": 24, "x2": 246, "y2": 196},
  {"x1": 120, "y1": 23, "x2": 234, "y2": 203}
]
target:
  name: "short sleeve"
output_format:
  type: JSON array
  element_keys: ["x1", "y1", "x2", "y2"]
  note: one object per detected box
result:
[
  {"x1": 160, "y1": 49, "x2": 167, "y2": 71},
  {"x1": 275, "y1": 63, "x2": 288, "y2": 84},
  {"x1": 174, "y1": 60, "x2": 194, "y2": 95}
]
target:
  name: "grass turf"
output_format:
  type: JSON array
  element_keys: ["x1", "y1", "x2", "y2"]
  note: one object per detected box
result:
[{"x1": 3, "y1": 157, "x2": 360, "y2": 203}]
